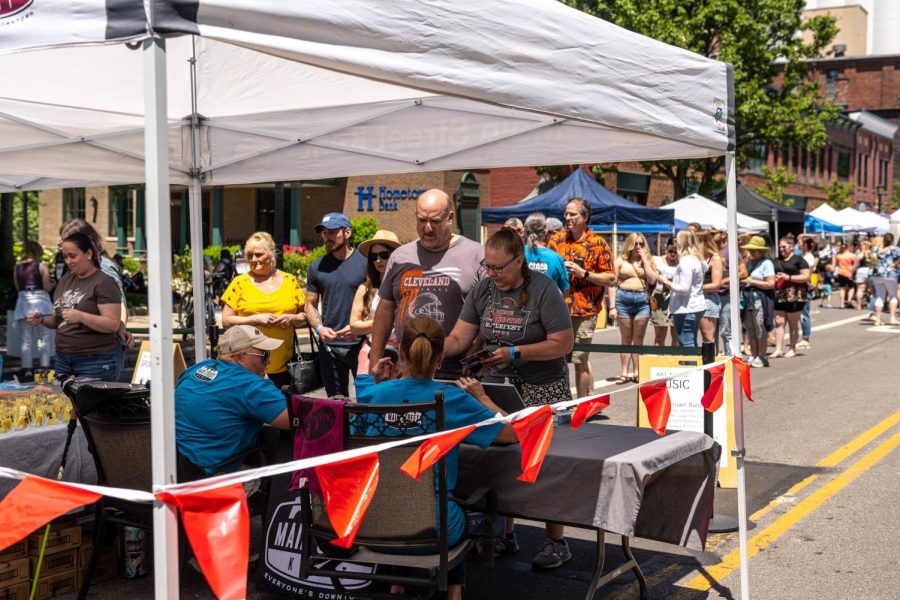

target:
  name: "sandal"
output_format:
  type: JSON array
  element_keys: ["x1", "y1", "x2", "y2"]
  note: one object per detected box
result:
[
  {"x1": 627, "y1": 373, "x2": 639, "y2": 383},
  {"x1": 615, "y1": 375, "x2": 629, "y2": 385}
]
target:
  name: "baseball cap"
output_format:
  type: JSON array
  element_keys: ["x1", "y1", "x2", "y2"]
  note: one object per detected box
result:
[
  {"x1": 314, "y1": 213, "x2": 352, "y2": 232},
  {"x1": 217, "y1": 325, "x2": 283, "y2": 355}
]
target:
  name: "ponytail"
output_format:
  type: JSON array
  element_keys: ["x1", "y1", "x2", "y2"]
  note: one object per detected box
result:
[{"x1": 400, "y1": 317, "x2": 444, "y2": 378}]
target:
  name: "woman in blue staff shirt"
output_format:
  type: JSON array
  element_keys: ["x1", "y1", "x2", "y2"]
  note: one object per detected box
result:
[{"x1": 357, "y1": 316, "x2": 515, "y2": 600}]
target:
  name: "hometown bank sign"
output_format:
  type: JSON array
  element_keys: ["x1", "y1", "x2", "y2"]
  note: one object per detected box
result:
[{"x1": 354, "y1": 185, "x2": 426, "y2": 212}]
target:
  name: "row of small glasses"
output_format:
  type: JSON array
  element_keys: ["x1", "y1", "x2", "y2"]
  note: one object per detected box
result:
[{"x1": 0, "y1": 394, "x2": 71, "y2": 433}]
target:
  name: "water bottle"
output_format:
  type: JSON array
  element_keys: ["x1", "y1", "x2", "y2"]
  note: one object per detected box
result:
[{"x1": 122, "y1": 526, "x2": 147, "y2": 578}]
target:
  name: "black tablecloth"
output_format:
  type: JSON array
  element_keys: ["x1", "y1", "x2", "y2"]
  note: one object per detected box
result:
[{"x1": 457, "y1": 423, "x2": 720, "y2": 551}]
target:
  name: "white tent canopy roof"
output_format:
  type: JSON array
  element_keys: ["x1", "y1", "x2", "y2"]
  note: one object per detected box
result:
[
  {"x1": 836, "y1": 207, "x2": 890, "y2": 234},
  {"x1": 0, "y1": 0, "x2": 734, "y2": 191},
  {"x1": 666, "y1": 193, "x2": 768, "y2": 232}
]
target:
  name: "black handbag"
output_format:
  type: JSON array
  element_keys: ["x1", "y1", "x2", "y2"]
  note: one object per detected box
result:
[{"x1": 287, "y1": 322, "x2": 322, "y2": 394}]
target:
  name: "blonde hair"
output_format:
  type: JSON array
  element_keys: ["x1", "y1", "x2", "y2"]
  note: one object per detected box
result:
[
  {"x1": 697, "y1": 232, "x2": 720, "y2": 259},
  {"x1": 244, "y1": 231, "x2": 276, "y2": 259},
  {"x1": 675, "y1": 230, "x2": 704, "y2": 260},
  {"x1": 618, "y1": 233, "x2": 648, "y2": 260},
  {"x1": 401, "y1": 317, "x2": 444, "y2": 378}
]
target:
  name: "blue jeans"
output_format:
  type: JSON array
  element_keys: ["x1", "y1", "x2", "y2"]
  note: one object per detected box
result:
[
  {"x1": 672, "y1": 311, "x2": 703, "y2": 347},
  {"x1": 717, "y1": 294, "x2": 732, "y2": 354},
  {"x1": 800, "y1": 300, "x2": 811, "y2": 340},
  {"x1": 56, "y1": 349, "x2": 121, "y2": 382}
]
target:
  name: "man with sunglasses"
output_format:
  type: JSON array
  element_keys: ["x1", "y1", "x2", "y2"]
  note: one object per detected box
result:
[{"x1": 175, "y1": 325, "x2": 289, "y2": 475}]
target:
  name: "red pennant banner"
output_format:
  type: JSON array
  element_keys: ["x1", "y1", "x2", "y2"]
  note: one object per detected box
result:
[
  {"x1": 315, "y1": 454, "x2": 380, "y2": 548},
  {"x1": 701, "y1": 364, "x2": 726, "y2": 413},
  {"x1": 512, "y1": 405, "x2": 554, "y2": 483},
  {"x1": 570, "y1": 394, "x2": 610, "y2": 429},
  {"x1": 640, "y1": 381, "x2": 671, "y2": 435},
  {"x1": 0, "y1": 476, "x2": 101, "y2": 552},
  {"x1": 732, "y1": 357, "x2": 753, "y2": 402},
  {"x1": 156, "y1": 484, "x2": 249, "y2": 600},
  {"x1": 400, "y1": 426, "x2": 476, "y2": 480}
]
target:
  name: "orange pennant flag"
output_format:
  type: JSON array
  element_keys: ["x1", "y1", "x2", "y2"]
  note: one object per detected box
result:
[
  {"x1": 0, "y1": 476, "x2": 101, "y2": 552},
  {"x1": 732, "y1": 357, "x2": 753, "y2": 402},
  {"x1": 400, "y1": 426, "x2": 476, "y2": 481},
  {"x1": 570, "y1": 395, "x2": 610, "y2": 429},
  {"x1": 512, "y1": 405, "x2": 554, "y2": 483},
  {"x1": 156, "y1": 484, "x2": 249, "y2": 600},
  {"x1": 315, "y1": 454, "x2": 380, "y2": 548},
  {"x1": 639, "y1": 381, "x2": 671, "y2": 435},
  {"x1": 701, "y1": 364, "x2": 726, "y2": 413}
]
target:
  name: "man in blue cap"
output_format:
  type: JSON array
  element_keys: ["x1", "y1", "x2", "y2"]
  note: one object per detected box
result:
[{"x1": 304, "y1": 212, "x2": 368, "y2": 397}]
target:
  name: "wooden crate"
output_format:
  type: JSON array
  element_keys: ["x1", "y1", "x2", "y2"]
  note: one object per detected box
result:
[
  {"x1": 27, "y1": 526, "x2": 81, "y2": 557},
  {"x1": 29, "y1": 549, "x2": 77, "y2": 579},
  {"x1": 0, "y1": 582, "x2": 29, "y2": 600},
  {"x1": 0, "y1": 542, "x2": 27, "y2": 563},
  {"x1": 0, "y1": 558, "x2": 29, "y2": 591},
  {"x1": 30, "y1": 570, "x2": 78, "y2": 600}
]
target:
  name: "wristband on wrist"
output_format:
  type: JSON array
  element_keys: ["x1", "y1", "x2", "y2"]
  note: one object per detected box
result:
[
  {"x1": 508, "y1": 346, "x2": 515, "y2": 361},
  {"x1": 315, "y1": 325, "x2": 322, "y2": 335}
]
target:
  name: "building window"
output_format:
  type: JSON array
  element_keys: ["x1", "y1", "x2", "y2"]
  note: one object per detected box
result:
[
  {"x1": 746, "y1": 141, "x2": 767, "y2": 175},
  {"x1": 108, "y1": 186, "x2": 134, "y2": 238},
  {"x1": 63, "y1": 188, "x2": 86, "y2": 222},
  {"x1": 616, "y1": 172, "x2": 651, "y2": 205},
  {"x1": 837, "y1": 150, "x2": 850, "y2": 182},
  {"x1": 256, "y1": 188, "x2": 276, "y2": 232}
]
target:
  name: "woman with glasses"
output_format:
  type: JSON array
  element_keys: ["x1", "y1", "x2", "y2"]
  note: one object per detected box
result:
[
  {"x1": 609, "y1": 233, "x2": 657, "y2": 383},
  {"x1": 349, "y1": 230, "x2": 401, "y2": 374},
  {"x1": 651, "y1": 237, "x2": 679, "y2": 346},
  {"x1": 657, "y1": 231, "x2": 707, "y2": 347},
  {"x1": 221, "y1": 231, "x2": 306, "y2": 388},
  {"x1": 444, "y1": 228, "x2": 574, "y2": 570},
  {"x1": 770, "y1": 236, "x2": 811, "y2": 358}
]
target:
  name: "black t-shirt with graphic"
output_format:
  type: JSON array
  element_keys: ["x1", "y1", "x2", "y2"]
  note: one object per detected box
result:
[{"x1": 459, "y1": 271, "x2": 571, "y2": 384}]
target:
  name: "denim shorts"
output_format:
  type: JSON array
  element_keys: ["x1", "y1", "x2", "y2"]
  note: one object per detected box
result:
[
  {"x1": 56, "y1": 348, "x2": 122, "y2": 382},
  {"x1": 703, "y1": 292, "x2": 721, "y2": 319},
  {"x1": 615, "y1": 289, "x2": 651, "y2": 319}
]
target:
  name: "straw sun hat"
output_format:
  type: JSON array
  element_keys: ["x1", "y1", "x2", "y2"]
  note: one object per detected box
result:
[
  {"x1": 358, "y1": 230, "x2": 401, "y2": 257},
  {"x1": 740, "y1": 236, "x2": 770, "y2": 251}
]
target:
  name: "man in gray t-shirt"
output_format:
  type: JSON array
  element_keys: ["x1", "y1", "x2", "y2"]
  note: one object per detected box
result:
[{"x1": 369, "y1": 190, "x2": 484, "y2": 379}]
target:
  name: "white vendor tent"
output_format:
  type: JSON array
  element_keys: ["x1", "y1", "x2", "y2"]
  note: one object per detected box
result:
[
  {"x1": 836, "y1": 207, "x2": 890, "y2": 234},
  {"x1": 667, "y1": 193, "x2": 767, "y2": 232},
  {"x1": 0, "y1": 1, "x2": 749, "y2": 597}
]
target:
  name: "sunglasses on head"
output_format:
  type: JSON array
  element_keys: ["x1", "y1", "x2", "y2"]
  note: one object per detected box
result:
[{"x1": 369, "y1": 250, "x2": 393, "y2": 260}]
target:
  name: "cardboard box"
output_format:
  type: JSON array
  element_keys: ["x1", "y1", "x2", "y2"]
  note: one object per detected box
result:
[
  {"x1": 29, "y1": 549, "x2": 77, "y2": 579},
  {"x1": 0, "y1": 582, "x2": 29, "y2": 600},
  {"x1": 0, "y1": 542, "x2": 27, "y2": 563},
  {"x1": 30, "y1": 571, "x2": 78, "y2": 600},
  {"x1": 27, "y1": 526, "x2": 81, "y2": 557},
  {"x1": 0, "y1": 558, "x2": 29, "y2": 590}
]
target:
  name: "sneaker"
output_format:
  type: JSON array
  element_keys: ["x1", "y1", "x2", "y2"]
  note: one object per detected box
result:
[
  {"x1": 783, "y1": 348, "x2": 796, "y2": 358},
  {"x1": 796, "y1": 340, "x2": 810, "y2": 350},
  {"x1": 494, "y1": 532, "x2": 520, "y2": 556},
  {"x1": 532, "y1": 538, "x2": 572, "y2": 570},
  {"x1": 749, "y1": 356, "x2": 764, "y2": 368}
]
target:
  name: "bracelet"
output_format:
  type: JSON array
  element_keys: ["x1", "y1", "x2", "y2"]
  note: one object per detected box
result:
[
  {"x1": 315, "y1": 325, "x2": 322, "y2": 335},
  {"x1": 508, "y1": 346, "x2": 515, "y2": 361}
]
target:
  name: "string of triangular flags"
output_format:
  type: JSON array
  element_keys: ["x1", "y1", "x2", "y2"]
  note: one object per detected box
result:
[{"x1": 0, "y1": 357, "x2": 752, "y2": 600}]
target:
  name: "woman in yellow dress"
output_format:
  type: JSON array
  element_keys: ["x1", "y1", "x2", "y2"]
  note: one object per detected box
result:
[{"x1": 221, "y1": 232, "x2": 306, "y2": 388}]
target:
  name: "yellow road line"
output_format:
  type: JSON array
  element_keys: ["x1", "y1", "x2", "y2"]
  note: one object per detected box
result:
[
  {"x1": 747, "y1": 410, "x2": 900, "y2": 523},
  {"x1": 681, "y1": 430, "x2": 900, "y2": 592}
]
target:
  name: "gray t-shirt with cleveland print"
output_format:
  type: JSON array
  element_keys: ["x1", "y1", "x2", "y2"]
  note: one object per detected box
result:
[
  {"x1": 380, "y1": 236, "x2": 484, "y2": 378},
  {"x1": 459, "y1": 271, "x2": 571, "y2": 384}
]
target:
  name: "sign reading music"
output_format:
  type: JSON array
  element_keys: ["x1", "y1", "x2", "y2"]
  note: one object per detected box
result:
[{"x1": 354, "y1": 185, "x2": 427, "y2": 212}]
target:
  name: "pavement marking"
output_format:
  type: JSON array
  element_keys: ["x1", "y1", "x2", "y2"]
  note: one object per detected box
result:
[
  {"x1": 748, "y1": 410, "x2": 900, "y2": 523},
  {"x1": 679, "y1": 429, "x2": 900, "y2": 593},
  {"x1": 809, "y1": 313, "x2": 868, "y2": 332},
  {"x1": 866, "y1": 325, "x2": 900, "y2": 333}
]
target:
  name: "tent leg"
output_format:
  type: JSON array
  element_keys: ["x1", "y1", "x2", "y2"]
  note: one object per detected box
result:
[
  {"x1": 144, "y1": 37, "x2": 180, "y2": 600},
  {"x1": 188, "y1": 180, "x2": 207, "y2": 361},
  {"x1": 725, "y1": 153, "x2": 750, "y2": 599}
]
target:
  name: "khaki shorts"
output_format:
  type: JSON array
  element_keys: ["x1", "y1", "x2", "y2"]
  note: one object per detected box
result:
[{"x1": 571, "y1": 315, "x2": 598, "y2": 365}]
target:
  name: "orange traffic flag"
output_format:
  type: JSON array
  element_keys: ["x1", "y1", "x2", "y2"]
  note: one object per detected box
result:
[
  {"x1": 400, "y1": 426, "x2": 476, "y2": 481},
  {"x1": 512, "y1": 405, "x2": 554, "y2": 483},
  {"x1": 701, "y1": 364, "x2": 726, "y2": 413},
  {"x1": 639, "y1": 381, "x2": 671, "y2": 435},
  {"x1": 315, "y1": 453, "x2": 380, "y2": 548},
  {"x1": 570, "y1": 395, "x2": 610, "y2": 429}
]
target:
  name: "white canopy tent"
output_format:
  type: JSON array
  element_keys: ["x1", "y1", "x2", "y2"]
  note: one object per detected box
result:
[
  {"x1": 0, "y1": 1, "x2": 749, "y2": 597},
  {"x1": 836, "y1": 207, "x2": 890, "y2": 234},
  {"x1": 667, "y1": 193, "x2": 767, "y2": 232}
]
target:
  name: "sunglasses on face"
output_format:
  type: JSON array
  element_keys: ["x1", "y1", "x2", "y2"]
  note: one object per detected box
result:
[
  {"x1": 246, "y1": 349, "x2": 270, "y2": 363},
  {"x1": 369, "y1": 250, "x2": 393, "y2": 261}
]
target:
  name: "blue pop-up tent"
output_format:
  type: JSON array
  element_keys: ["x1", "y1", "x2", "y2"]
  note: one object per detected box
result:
[
  {"x1": 482, "y1": 168, "x2": 675, "y2": 226},
  {"x1": 804, "y1": 214, "x2": 843, "y2": 234}
]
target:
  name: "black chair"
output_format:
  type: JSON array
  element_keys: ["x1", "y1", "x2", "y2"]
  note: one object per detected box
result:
[
  {"x1": 294, "y1": 391, "x2": 495, "y2": 599},
  {"x1": 61, "y1": 379, "x2": 153, "y2": 600}
]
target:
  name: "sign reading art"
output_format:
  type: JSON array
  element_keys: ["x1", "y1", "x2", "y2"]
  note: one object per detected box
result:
[{"x1": 354, "y1": 185, "x2": 427, "y2": 212}]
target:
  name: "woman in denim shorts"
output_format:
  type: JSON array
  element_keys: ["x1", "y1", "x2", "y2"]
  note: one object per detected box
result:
[
  {"x1": 699, "y1": 232, "x2": 725, "y2": 345},
  {"x1": 610, "y1": 233, "x2": 658, "y2": 383}
]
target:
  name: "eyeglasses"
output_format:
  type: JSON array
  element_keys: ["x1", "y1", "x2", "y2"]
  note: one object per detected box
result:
[
  {"x1": 481, "y1": 256, "x2": 518, "y2": 273},
  {"x1": 635, "y1": 242, "x2": 645, "y2": 247},
  {"x1": 369, "y1": 250, "x2": 393, "y2": 261},
  {"x1": 245, "y1": 350, "x2": 270, "y2": 363}
]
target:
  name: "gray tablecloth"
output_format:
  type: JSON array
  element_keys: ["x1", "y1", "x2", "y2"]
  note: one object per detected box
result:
[
  {"x1": 457, "y1": 424, "x2": 720, "y2": 551},
  {"x1": 0, "y1": 423, "x2": 97, "y2": 499}
]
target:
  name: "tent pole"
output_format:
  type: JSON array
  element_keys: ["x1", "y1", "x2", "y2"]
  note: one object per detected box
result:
[
  {"x1": 612, "y1": 223, "x2": 618, "y2": 257},
  {"x1": 143, "y1": 37, "x2": 180, "y2": 600},
  {"x1": 188, "y1": 37, "x2": 208, "y2": 362},
  {"x1": 725, "y1": 153, "x2": 750, "y2": 599}
]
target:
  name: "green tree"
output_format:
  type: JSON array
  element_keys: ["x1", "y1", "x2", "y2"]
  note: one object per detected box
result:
[
  {"x1": 754, "y1": 167, "x2": 797, "y2": 205},
  {"x1": 823, "y1": 180, "x2": 856, "y2": 210},
  {"x1": 561, "y1": 0, "x2": 839, "y2": 198},
  {"x1": 12, "y1": 191, "x2": 40, "y2": 245},
  {"x1": 891, "y1": 182, "x2": 900, "y2": 212}
]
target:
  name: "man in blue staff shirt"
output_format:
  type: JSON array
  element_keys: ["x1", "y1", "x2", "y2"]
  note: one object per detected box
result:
[{"x1": 176, "y1": 325, "x2": 289, "y2": 475}]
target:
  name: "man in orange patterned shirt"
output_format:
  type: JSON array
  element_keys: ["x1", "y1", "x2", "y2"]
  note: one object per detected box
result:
[{"x1": 548, "y1": 198, "x2": 615, "y2": 397}]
